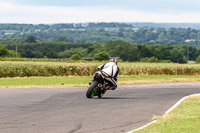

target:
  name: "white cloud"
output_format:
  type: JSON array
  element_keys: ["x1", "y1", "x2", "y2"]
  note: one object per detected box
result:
[{"x1": 0, "y1": 1, "x2": 200, "y2": 24}]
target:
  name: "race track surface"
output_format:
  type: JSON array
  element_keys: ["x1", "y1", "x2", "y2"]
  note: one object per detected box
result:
[{"x1": 0, "y1": 82, "x2": 200, "y2": 133}]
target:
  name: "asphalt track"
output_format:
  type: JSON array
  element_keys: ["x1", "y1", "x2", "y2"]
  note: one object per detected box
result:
[{"x1": 0, "y1": 82, "x2": 200, "y2": 133}]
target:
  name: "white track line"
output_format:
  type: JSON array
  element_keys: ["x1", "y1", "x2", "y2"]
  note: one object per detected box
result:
[
  {"x1": 126, "y1": 120, "x2": 157, "y2": 133},
  {"x1": 127, "y1": 94, "x2": 198, "y2": 133}
]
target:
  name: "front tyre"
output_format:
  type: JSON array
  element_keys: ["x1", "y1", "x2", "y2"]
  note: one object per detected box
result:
[{"x1": 86, "y1": 81, "x2": 99, "y2": 98}]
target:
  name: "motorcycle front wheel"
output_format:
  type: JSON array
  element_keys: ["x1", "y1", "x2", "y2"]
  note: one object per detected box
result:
[{"x1": 86, "y1": 81, "x2": 99, "y2": 98}]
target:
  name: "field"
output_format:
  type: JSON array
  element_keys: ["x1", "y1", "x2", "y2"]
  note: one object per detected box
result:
[
  {"x1": 1, "y1": 61, "x2": 200, "y2": 78},
  {"x1": 133, "y1": 94, "x2": 200, "y2": 133}
]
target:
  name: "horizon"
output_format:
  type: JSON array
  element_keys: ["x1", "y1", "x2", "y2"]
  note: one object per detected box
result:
[{"x1": 1, "y1": 22, "x2": 200, "y2": 25}]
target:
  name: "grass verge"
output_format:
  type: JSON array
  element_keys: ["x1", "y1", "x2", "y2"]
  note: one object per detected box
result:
[
  {"x1": 133, "y1": 94, "x2": 200, "y2": 133},
  {"x1": 0, "y1": 75, "x2": 200, "y2": 88}
]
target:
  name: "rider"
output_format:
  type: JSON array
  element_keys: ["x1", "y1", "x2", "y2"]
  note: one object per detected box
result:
[{"x1": 97, "y1": 58, "x2": 119, "y2": 90}]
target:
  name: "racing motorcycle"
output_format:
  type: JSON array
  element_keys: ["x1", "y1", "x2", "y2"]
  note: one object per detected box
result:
[{"x1": 86, "y1": 70, "x2": 113, "y2": 98}]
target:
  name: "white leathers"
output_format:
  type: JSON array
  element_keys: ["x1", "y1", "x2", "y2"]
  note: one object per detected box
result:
[
  {"x1": 98, "y1": 62, "x2": 119, "y2": 87},
  {"x1": 99, "y1": 62, "x2": 118, "y2": 77}
]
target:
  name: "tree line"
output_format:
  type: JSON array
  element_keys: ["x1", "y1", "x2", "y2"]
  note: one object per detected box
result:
[
  {"x1": 1, "y1": 36, "x2": 200, "y2": 63},
  {"x1": 1, "y1": 23, "x2": 200, "y2": 45}
]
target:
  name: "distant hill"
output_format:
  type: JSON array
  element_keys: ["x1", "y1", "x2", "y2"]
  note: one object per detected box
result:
[
  {"x1": 1, "y1": 22, "x2": 200, "y2": 45},
  {"x1": 129, "y1": 22, "x2": 200, "y2": 29}
]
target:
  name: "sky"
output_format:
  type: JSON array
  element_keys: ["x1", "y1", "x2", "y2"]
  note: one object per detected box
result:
[{"x1": 0, "y1": 0, "x2": 200, "y2": 24}]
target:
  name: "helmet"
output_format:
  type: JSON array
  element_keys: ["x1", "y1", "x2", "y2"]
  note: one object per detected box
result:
[{"x1": 110, "y1": 58, "x2": 117, "y2": 65}]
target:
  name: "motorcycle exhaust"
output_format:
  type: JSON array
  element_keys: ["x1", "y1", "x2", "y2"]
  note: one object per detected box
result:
[{"x1": 98, "y1": 84, "x2": 102, "y2": 88}]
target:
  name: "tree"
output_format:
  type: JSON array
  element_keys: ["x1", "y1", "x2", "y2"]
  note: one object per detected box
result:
[
  {"x1": 157, "y1": 32, "x2": 166, "y2": 43},
  {"x1": 20, "y1": 50, "x2": 35, "y2": 58},
  {"x1": 137, "y1": 45, "x2": 154, "y2": 59},
  {"x1": 34, "y1": 51, "x2": 43, "y2": 58},
  {"x1": 148, "y1": 57, "x2": 159, "y2": 62},
  {"x1": 57, "y1": 36, "x2": 68, "y2": 42},
  {"x1": 170, "y1": 48, "x2": 187, "y2": 63},
  {"x1": 46, "y1": 51, "x2": 58, "y2": 58},
  {"x1": 196, "y1": 55, "x2": 200, "y2": 63},
  {"x1": 25, "y1": 35, "x2": 36, "y2": 43},
  {"x1": 0, "y1": 44, "x2": 9, "y2": 57},
  {"x1": 154, "y1": 45, "x2": 171, "y2": 60},
  {"x1": 8, "y1": 50, "x2": 19, "y2": 57},
  {"x1": 71, "y1": 54, "x2": 81, "y2": 60},
  {"x1": 94, "y1": 52, "x2": 109, "y2": 61},
  {"x1": 39, "y1": 46, "x2": 58, "y2": 58},
  {"x1": 106, "y1": 40, "x2": 138, "y2": 61}
]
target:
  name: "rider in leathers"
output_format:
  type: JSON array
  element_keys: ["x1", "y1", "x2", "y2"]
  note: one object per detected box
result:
[{"x1": 97, "y1": 58, "x2": 119, "y2": 90}]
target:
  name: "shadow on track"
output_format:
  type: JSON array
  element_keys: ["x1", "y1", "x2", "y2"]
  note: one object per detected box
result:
[{"x1": 94, "y1": 97, "x2": 137, "y2": 99}]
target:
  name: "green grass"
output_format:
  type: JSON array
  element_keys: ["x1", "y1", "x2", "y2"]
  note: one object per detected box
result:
[
  {"x1": 0, "y1": 76, "x2": 91, "y2": 87},
  {"x1": 133, "y1": 95, "x2": 200, "y2": 133},
  {"x1": 120, "y1": 75, "x2": 200, "y2": 81},
  {"x1": 1, "y1": 75, "x2": 200, "y2": 87}
]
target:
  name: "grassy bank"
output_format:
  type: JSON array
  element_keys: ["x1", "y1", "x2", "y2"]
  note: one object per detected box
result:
[
  {"x1": 133, "y1": 94, "x2": 200, "y2": 133},
  {"x1": 1, "y1": 75, "x2": 200, "y2": 88}
]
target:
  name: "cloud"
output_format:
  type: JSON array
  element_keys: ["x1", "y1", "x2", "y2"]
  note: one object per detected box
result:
[
  {"x1": 0, "y1": 1, "x2": 200, "y2": 24},
  {"x1": 3, "y1": 0, "x2": 200, "y2": 13}
]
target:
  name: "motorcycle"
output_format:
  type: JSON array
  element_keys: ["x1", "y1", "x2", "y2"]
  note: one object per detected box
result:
[{"x1": 86, "y1": 70, "x2": 113, "y2": 98}]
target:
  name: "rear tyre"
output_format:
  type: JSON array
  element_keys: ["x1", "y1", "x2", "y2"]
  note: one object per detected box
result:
[{"x1": 86, "y1": 81, "x2": 99, "y2": 98}]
